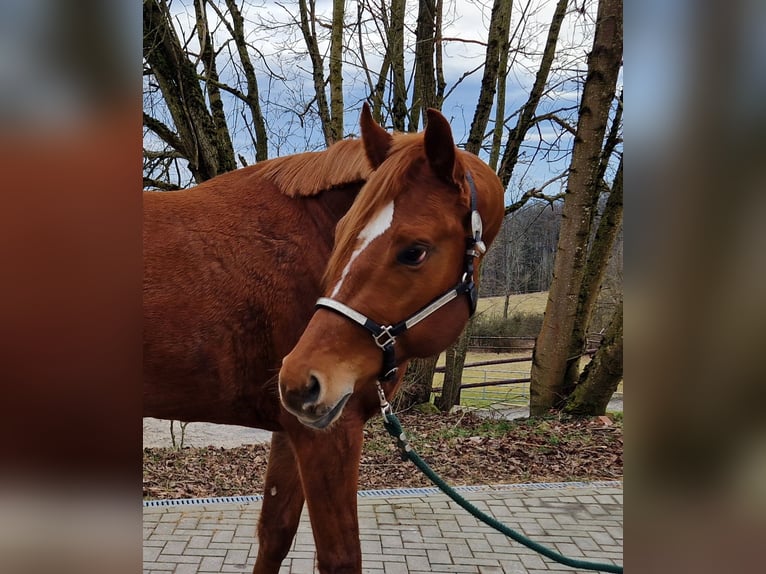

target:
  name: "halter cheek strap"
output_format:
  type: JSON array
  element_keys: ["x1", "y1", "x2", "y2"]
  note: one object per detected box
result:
[{"x1": 315, "y1": 170, "x2": 486, "y2": 382}]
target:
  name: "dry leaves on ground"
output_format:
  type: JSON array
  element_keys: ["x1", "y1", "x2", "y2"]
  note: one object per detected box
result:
[{"x1": 143, "y1": 411, "x2": 622, "y2": 500}]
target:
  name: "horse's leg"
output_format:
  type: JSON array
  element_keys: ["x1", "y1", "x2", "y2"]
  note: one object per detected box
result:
[
  {"x1": 252, "y1": 431, "x2": 305, "y2": 574},
  {"x1": 288, "y1": 417, "x2": 365, "y2": 574}
]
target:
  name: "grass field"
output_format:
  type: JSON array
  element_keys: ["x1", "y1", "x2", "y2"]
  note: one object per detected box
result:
[
  {"x1": 428, "y1": 293, "x2": 547, "y2": 409},
  {"x1": 430, "y1": 292, "x2": 623, "y2": 410},
  {"x1": 475, "y1": 291, "x2": 549, "y2": 317},
  {"x1": 432, "y1": 350, "x2": 533, "y2": 408}
]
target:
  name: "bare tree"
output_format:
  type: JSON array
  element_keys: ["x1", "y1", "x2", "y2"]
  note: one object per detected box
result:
[
  {"x1": 466, "y1": 0, "x2": 513, "y2": 155},
  {"x1": 221, "y1": 0, "x2": 268, "y2": 161},
  {"x1": 434, "y1": 322, "x2": 470, "y2": 412},
  {"x1": 563, "y1": 298, "x2": 622, "y2": 415},
  {"x1": 497, "y1": 0, "x2": 568, "y2": 189},
  {"x1": 410, "y1": 0, "x2": 439, "y2": 130},
  {"x1": 529, "y1": 0, "x2": 623, "y2": 416},
  {"x1": 143, "y1": 0, "x2": 269, "y2": 188},
  {"x1": 143, "y1": 0, "x2": 237, "y2": 184},
  {"x1": 561, "y1": 152, "x2": 623, "y2": 397},
  {"x1": 297, "y1": 0, "x2": 337, "y2": 145},
  {"x1": 329, "y1": 0, "x2": 345, "y2": 141}
]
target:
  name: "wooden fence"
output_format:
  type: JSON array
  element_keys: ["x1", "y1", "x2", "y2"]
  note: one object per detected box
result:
[
  {"x1": 433, "y1": 332, "x2": 604, "y2": 395},
  {"x1": 468, "y1": 336, "x2": 535, "y2": 353}
]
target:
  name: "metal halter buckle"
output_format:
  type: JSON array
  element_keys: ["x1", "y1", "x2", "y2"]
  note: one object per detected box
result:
[{"x1": 372, "y1": 326, "x2": 396, "y2": 350}]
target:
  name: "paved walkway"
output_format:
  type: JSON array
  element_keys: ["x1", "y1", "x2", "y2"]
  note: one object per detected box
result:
[{"x1": 143, "y1": 482, "x2": 622, "y2": 574}]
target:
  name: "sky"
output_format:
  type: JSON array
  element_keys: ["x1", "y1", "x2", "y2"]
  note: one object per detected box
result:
[{"x1": 145, "y1": 0, "x2": 611, "y2": 196}]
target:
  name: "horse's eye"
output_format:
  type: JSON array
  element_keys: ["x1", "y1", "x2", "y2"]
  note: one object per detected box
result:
[{"x1": 397, "y1": 245, "x2": 429, "y2": 266}]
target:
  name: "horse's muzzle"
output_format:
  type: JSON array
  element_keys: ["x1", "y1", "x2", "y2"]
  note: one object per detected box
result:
[{"x1": 279, "y1": 368, "x2": 353, "y2": 430}]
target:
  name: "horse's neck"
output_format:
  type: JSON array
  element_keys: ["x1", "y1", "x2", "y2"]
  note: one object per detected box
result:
[
  {"x1": 318, "y1": 183, "x2": 362, "y2": 222},
  {"x1": 303, "y1": 182, "x2": 363, "y2": 240}
]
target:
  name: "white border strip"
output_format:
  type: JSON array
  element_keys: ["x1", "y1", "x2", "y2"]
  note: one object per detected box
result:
[{"x1": 143, "y1": 481, "x2": 622, "y2": 508}]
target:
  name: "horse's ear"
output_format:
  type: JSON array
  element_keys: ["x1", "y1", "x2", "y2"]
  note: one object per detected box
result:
[
  {"x1": 425, "y1": 108, "x2": 461, "y2": 185},
  {"x1": 360, "y1": 102, "x2": 393, "y2": 169}
]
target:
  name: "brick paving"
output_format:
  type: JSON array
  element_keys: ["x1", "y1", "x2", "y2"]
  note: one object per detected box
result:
[{"x1": 143, "y1": 483, "x2": 622, "y2": 573}]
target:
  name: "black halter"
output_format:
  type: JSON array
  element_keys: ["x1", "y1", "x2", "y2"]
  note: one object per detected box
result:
[{"x1": 315, "y1": 171, "x2": 486, "y2": 382}]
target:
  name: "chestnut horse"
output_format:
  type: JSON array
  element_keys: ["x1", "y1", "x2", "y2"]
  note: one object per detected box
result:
[
  {"x1": 278, "y1": 108, "x2": 504, "y2": 572},
  {"x1": 144, "y1": 105, "x2": 504, "y2": 573}
]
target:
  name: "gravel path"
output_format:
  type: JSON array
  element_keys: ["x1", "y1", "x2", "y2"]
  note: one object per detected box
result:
[{"x1": 142, "y1": 417, "x2": 272, "y2": 448}]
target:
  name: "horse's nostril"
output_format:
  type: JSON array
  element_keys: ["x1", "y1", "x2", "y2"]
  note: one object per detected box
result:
[{"x1": 306, "y1": 374, "x2": 322, "y2": 405}]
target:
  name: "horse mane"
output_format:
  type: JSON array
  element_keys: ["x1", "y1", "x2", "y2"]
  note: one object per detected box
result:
[
  {"x1": 256, "y1": 139, "x2": 373, "y2": 197},
  {"x1": 323, "y1": 132, "x2": 443, "y2": 289}
]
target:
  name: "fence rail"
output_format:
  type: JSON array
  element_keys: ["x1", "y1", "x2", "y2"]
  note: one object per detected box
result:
[
  {"x1": 468, "y1": 335, "x2": 536, "y2": 353},
  {"x1": 434, "y1": 355, "x2": 533, "y2": 373},
  {"x1": 468, "y1": 333, "x2": 603, "y2": 354},
  {"x1": 432, "y1": 377, "x2": 531, "y2": 393},
  {"x1": 433, "y1": 332, "x2": 604, "y2": 407}
]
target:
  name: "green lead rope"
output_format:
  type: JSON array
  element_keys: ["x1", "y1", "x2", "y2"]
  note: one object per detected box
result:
[{"x1": 381, "y1": 411, "x2": 623, "y2": 574}]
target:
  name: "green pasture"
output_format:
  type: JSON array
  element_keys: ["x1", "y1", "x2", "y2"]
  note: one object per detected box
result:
[
  {"x1": 432, "y1": 350, "x2": 533, "y2": 409},
  {"x1": 429, "y1": 292, "x2": 547, "y2": 409},
  {"x1": 429, "y1": 292, "x2": 622, "y2": 410},
  {"x1": 431, "y1": 350, "x2": 623, "y2": 410},
  {"x1": 475, "y1": 291, "x2": 549, "y2": 317}
]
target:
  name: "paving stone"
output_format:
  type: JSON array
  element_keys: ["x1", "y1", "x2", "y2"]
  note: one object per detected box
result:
[
  {"x1": 183, "y1": 547, "x2": 227, "y2": 557},
  {"x1": 289, "y1": 557, "x2": 315, "y2": 573},
  {"x1": 224, "y1": 548, "x2": 249, "y2": 566},
  {"x1": 143, "y1": 483, "x2": 623, "y2": 574},
  {"x1": 519, "y1": 553, "x2": 547, "y2": 570},
  {"x1": 160, "y1": 540, "x2": 187, "y2": 555},
  {"x1": 405, "y1": 554, "x2": 432, "y2": 570},
  {"x1": 383, "y1": 561, "x2": 409, "y2": 574},
  {"x1": 173, "y1": 564, "x2": 201, "y2": 574},
  {"x1": 198, "y1": 555, "x2": 225, "y2": 572},
  {"x1": 211, "y1": 530, "x2": 234, "y2": 544},
  {"x1": 427, "y1": 548, "x2": 454, "y2": 564},
  {"x1": 143, "y1": 546, "x2": 162, "y2": 562}
]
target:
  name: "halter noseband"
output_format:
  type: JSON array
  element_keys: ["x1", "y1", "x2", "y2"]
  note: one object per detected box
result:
[{"x1": 315, "y1": 170, "x2": 486, "y2": 383}]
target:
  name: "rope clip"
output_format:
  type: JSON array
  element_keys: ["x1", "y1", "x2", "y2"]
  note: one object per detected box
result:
[{"x1": 375, "y1": 380, "x2": 392, "y2": 418}]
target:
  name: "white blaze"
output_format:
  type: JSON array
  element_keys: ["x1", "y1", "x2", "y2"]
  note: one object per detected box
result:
[{"x1": 330, "y1": 201, "x2": 394, "y2": 297}]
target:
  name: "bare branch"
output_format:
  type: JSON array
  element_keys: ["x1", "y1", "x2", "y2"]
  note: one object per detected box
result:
[
  {"x1": 143, "y1": 112, "x2": 185, "y2": 155},
  {"x1": 532, "y1": 112, "x2": 577, "y2": 136},
  {"x1": 143, "y1": 177, "x2": 182, "y2": 191},
  {"x1": 505, "y1": 171, "x2": 569, "y2": 215},
  {"x1": 438, "y1": 37, "x2": 488, "y2": 47},
  {"x1": 143, "y1": 149, "x2": 184, "y2": 160},
  {"x1": 442, "y1": 63, "x2": 484, "y2": 102}
]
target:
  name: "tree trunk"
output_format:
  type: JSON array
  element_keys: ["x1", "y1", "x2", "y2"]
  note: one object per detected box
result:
[
  {"x1": 466, "y1": 0, "x2": 513, "y2": 155},
  {"x1": 488, "y1": 0, "x2": 513, "y2": 170},
  {"x1": 143, "y1": 0, "x2": 235, "y2": 183},
  {"x1": 298, "y1": 0, "x2": 334, "y2": 146},
  {"x1": 561, "y1": 158, "x2": 623, "y2": 396},
  {"x1": 434, "y1": 0, "x2": 446, "y2": 106},
  {"x1": 329, "y1": 0, "x2": 345, "y2": 142},
  {"x1": 369, "y1": 1, "x2": 391, "y2": 125},
  {"x1": 529, "y1": 0, "x2": 623, "y2": 416},
  {"x1": 194, "y1": 0, "x2": 236, "y2": 174},
  {"x1": 409, "y1": 0, "x2": 438, "y2": 130},
  {"x1": 390, "y1": 0, "x2": 407, "y2": 131},
  {"x1": 394, "y1": 356, "x2": 438, "y2": 411},
  {"x1": 563, "y1": 300, "x2": 622, "y2": 416},
  {"x1": 435, "y1": 322, "x2": 471, "y2": 412},
  {"x1": 497, "y1": 0, "x2": 568, "y2": 188},
  {"x1": 223, "y1": 0, "x2": 268, "y2": 161}
]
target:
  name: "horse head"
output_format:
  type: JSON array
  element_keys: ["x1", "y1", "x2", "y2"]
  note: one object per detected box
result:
[{"x1": 279, "y1": 104, "x2": 504, "y2": 429}]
